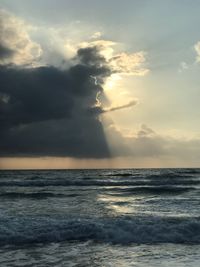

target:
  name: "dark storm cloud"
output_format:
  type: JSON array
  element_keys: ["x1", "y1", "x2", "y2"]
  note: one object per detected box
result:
[{"x1": 0, "y1": 46, "x2": 111, "y2": 158}]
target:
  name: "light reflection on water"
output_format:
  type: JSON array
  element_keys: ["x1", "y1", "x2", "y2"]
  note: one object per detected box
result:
[{"x1": 98, "y1": 194, "x2": 140, "y2": 215}]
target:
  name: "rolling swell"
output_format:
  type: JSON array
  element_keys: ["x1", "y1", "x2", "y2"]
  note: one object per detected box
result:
[
  {"x1": 0, "y1": 192, "x2": 68, "y2": 199},
  {"x1": 0, "y1": 215, "x2": 200, "y2": 246},
  {"x1": 110, "y1": 186, "x2": 196, "y2": 195},
  {"x1": 0, "y1": 179, "x2": 199, "y2": 188}
]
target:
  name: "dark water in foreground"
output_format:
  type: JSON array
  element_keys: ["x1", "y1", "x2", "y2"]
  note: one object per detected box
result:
[{"x1": 0, "y1": 168, "x2": 200, "y2": 266}]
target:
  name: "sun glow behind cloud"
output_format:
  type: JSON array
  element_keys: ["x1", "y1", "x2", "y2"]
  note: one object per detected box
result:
[{"x1": 89, "y1": 40, "x2": 150, "y2": 158}]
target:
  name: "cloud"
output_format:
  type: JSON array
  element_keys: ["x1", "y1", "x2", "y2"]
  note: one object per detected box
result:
[
  {"x1": 104, "y1": 99, "x2": 138, "y2": 112},
  {"x1": 0, "y1": 9, "x2": 42, "y2": 66},
  {"x1": 109, "y1": 51, "x2": 149, "y2": 76},
  {"x1": 0, "y1": 45, "x2": 112, "y2": 158},
  {"x1": 178, "y1": 61, "x2": 189, "y2": 73},
  {"x1": 0, "y1": 8, "x2": 149, "y2": 74},
  {"x1": 89, "y1": 99, "x2": 138, "y2": 115},
  {"x1": 137, "y1": 124, "x2": 156, "y2": 138},
  {"x1": 0, "y1": 44, "x2": 14, "y2": 60},
  {"x1": 91, "y1": 31, "x2": 102, "y2": 39},
  {"x1": 104, "y1": 122, "x2": 200, "y2": 164},
  {"x1": 76, "y1": 46, "x2": 107, "y2": 67},
  {"x1": 79, "y1": 40, "x2": 149, "y2": 76}
]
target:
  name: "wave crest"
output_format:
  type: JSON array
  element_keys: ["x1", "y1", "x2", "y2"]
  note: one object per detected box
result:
[{"x1": 0, "y1": 215, "x2": 200, "y2": 246}]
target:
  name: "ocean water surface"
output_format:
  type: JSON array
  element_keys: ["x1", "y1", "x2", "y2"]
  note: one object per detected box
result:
[{"x1": 0, "y1": 168, "x2": 200, "y2": 266}]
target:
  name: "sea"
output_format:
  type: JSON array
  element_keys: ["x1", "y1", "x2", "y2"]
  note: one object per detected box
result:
[{"x1": 0, "y1": 168, "x2": 199, "y2": 266}]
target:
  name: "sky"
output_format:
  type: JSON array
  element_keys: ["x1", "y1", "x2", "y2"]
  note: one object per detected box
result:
[{"x1": 1, "y1": 0, "x2": 200, "y2": 169}]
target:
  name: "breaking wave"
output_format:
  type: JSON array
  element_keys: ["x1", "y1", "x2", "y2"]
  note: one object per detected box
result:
[{"x1": 0, "y1": 215, "x2": 200, "y2": 246}]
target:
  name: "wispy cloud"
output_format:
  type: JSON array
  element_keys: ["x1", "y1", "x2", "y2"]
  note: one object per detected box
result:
[
  {"x1": 89, "y1": 99, "x2": 138, "y2": 115},
  {"x1": 109, "y1": 51, "x2": 149, "y2": 76},
  {"x1": 91, "y1": 31, "x2": 102, "y2": 39},
  {"x1": 178, "y1": 61, "x2": 189, "y2": 73},
  {"x1": 103, "y1": 99, "x2": 138, "y2": 113}
]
